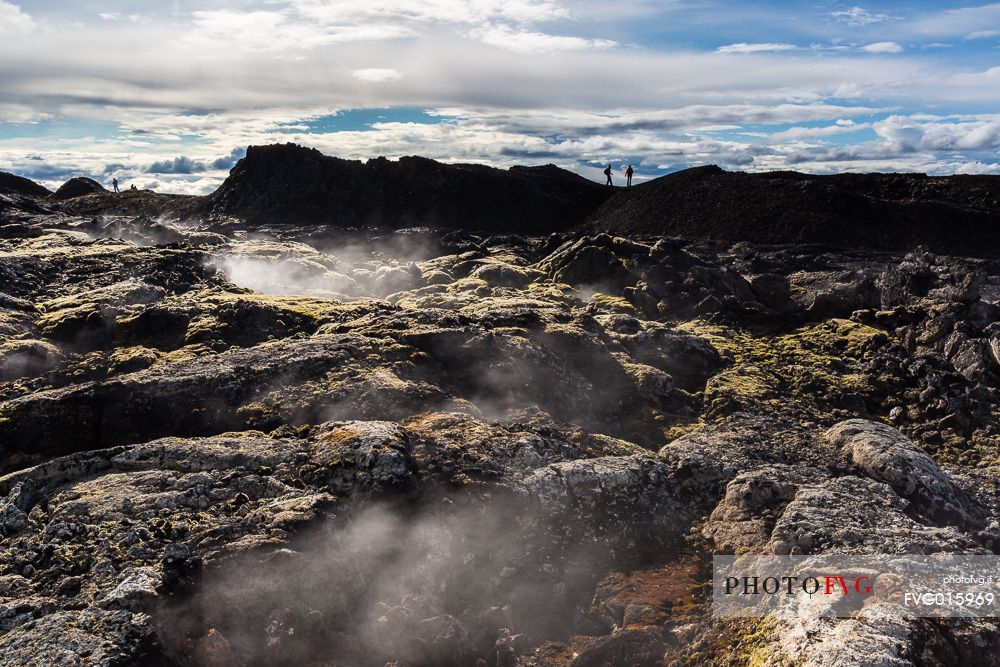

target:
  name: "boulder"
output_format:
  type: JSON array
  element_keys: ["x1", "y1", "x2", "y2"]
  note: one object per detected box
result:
[
  {"x1": 768, "y1": 476, "x2": 981, "y2": 555},
  {"x1": 469, "y1": 262, "x2": 538, "y2": 288},
  {"x1": 824, "y1": 419, "x2": 967, "y2": 522}
]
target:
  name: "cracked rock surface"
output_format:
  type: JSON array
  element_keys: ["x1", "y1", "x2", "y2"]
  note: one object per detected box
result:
[{"x1": 2, "y1": 211, "x2": 1000, "y2": 666}]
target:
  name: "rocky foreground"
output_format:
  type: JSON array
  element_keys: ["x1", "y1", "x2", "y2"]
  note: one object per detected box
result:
[{"x1": 3, "y1": 191, "x2": 1000, "y2": 666}]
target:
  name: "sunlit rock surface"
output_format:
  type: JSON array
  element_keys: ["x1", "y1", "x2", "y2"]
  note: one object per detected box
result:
[{"x1": 2, "y1": 210, "x2": 1000, "y2": 666}]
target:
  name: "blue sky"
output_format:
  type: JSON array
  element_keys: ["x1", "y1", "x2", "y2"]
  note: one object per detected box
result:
[{"x1": 1, "y1": 0, "x2": 999, "y2": 193}]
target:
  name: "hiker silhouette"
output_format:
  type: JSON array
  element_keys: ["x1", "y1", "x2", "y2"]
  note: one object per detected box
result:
[
  {"x1": 626, "y1": 164, "x2": 634, "y2": 188},
  {"x1": 112, "y1": 178, "x2": 120, "y2": 193},
  {"x1": 604, "y1": 164, "x2": 613, "y2": 186}
]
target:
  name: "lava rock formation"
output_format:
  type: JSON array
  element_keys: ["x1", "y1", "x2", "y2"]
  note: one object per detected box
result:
[
  {"x1": 203, "y1": 144, "x2": 613, "y2": 232},
  {"x1": 589, "y1": 166, "x2": 1000, "y2": 257},
  {"x1": 2, "y1": 153, "x2": 1000, "y2": 666},
  {"x1": 51, "y1": 176, "x2": 108, "y2": 201},
  {"x1": 0, "y1": 172, "x2": 52, "y2": 199}
]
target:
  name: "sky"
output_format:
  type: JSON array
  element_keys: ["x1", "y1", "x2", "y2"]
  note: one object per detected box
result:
[{"x1": 1, "y1": 1, "x2": 1000, "y2": 194}]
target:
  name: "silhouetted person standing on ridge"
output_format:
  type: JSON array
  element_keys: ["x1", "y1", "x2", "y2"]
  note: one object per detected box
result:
[
  {"x1": 626, "y1": 164, "x2": 634, "y2": 188},
  {"x1": 604, "y1": 164, "x2": 613, "y2": 186},
  {"x1": 112, "y1": 178, "x2": 120, "y2": 193}
]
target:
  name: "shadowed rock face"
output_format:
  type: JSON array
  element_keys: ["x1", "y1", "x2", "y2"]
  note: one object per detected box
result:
[
  {"x1": 2, "y1": 210, "x2": 1000, "y2": 666},
  {"x1": 589, "y1": 167, "x2": 1000, "y2": 257},
  {"x1": 203, "y1": 144, "x2": 613, "y2": 232},
  {"x1": 0, "y1": 173, "x2": 55, "y2": 220},
  {"x1": 0, "y1": 172, "x2": 51, "y2": 199}
]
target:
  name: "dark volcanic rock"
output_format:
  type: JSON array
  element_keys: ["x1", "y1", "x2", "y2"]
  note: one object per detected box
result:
[
  {"x1": 8, "y1": 157, "x2": 1000, "y2": 260},
  {"x1": 590, "y1": 166, "x2": 1000, "y2": 257},
  {"x1": 568, "y1": 627, "x2": 664, "y2": 667},
  {"x1": 203, "y1": 143, "x2": 613, "y2": 232},
  {"x1": 50, "y1": 177, "x2": 108, "y2": 201},
  {"x1": 55, "y1": 191, "x2": 203, "y2": 219},
  {"x1": 0, "y1": 172, "x2": 50, "y2": 198},
  {"x1": 4, "y1": 209, "x2": 1000, "y2": 666}
]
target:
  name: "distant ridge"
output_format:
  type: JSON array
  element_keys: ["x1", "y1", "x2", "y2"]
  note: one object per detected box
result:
[
  {"x1": 589, "y1": 167, "x2": 1000, "y2": 256},
  {"x1": 5, "y1": 152, "x2": 1000, "y2": 256},
  {"x1": 203, "y1": 143, "x2": 613, "y2": 232},
  {"x1": 0, "y1": 171, "x2": 51, "y2": 198}
]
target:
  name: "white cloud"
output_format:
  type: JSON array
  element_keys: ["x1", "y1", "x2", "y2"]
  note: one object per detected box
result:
[
  {"x1": 950, "y1": 66, "x2": 1000, "y2": 87},
  {"x1": 187, "y1": 9, "x2": 416, "y2": 51},
  {"x1": 8, "y1": 108, "x2": 1000, "y2": 193},
  {"x1": 352, "y1": 68, "x2": 404, "y2": 82},
  {"x1": 953, "y1": 161, "x2": 1000, "y2": 175},
  {"x1": 0, "y1": 103, "x2": 49, "y2": 123},
  {"x1": 0, "y1": 100, "x2": 879, "y2": 193},
  {"x1": 910, "y1": 3, "x2": 1000, "y2": 38},
  {"x1": 717, "y1": 42, "x2": 798, "y2": 54},
  {"x1": 874, "y1": 114, "x2": 1000, "y2": 152},
  {"x1": 861, "y1": 42, "x2": 903, "y2": 53},
  {"x1": 766, "y1": 122, "x2": 871, "y2": 142},
  {"x1": 469, "y1": 24, "x2": 617, "y2": 54},
  {"x1": 186, "y1": 1, "x2": 582, "y2": 53},
  {"x1": 830, "y1": 7, "x2": 893, "y2": 27},
  {"x1": 284, "y1": 0, "x2": 570, "y2": 26},
  {"x1": 4, "y1": 0, "x2": 1000, "y2": 186},
  {"x1": 432, "y1": 104, "x2": 884, "y2": 136},
  {"x1": 966, "y1": 30, "x2": 1000, "y2": 40},
  {"x1": 0, "y1": 1, "x2": 33, "y2": 34},
  {"x1": 759, "y1": 113, "x2": 1000, "y2": 175},
  {"x1": 99, "y1": 13, "x2": 151, "y2": 25}
]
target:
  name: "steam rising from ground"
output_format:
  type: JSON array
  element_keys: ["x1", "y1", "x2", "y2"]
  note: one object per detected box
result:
[
  {"x1": 210, "y1": 230, "x2": 448, "y2": 299},
  {"x1": 211, "y1": 255, "x2": 362, "y2": 297},
  {"x1": 207, "y1": 230, "x2": 685, "y2": 445},
  {"x1": 153, "y1": 230, "x2": 685, "y2": 665},
  {"x1": 79, "y1": 215, "x2": 207, "y2": 247},
  {"x1": 163, "y1": 494, "x2": 647, "y2": 667}
]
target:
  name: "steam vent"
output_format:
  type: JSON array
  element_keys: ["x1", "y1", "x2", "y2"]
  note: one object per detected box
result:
[{"x1": 1, "y1": 145, "x2": 1000, "y2": 666}]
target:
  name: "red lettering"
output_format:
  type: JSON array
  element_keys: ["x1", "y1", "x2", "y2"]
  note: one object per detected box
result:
[{"x1": 824, "y1": 576, "x2": 848, "y2": 595}]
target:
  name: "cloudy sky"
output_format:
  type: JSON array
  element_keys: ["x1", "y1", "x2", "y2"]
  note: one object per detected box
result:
[{"x1": 2, "y1": 0, "x2": 1000, "y2": 194}]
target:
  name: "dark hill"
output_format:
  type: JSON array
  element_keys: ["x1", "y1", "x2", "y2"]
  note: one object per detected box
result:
[
  {"x1": 203, "y1": 144, "x2": 612, "y2": 232},
  {"x1": 51, "y1": 177, "x2": 108, "y2": 201},
  {"x1": 0, "y1": 171, "x2": 51, "y2": 198},
  {"x1": 589, "y1": 167, "x2": 1000, "y2": 256},
  {"x1": 54, "y1": 189, "x2": 202, "y2": 219}
]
